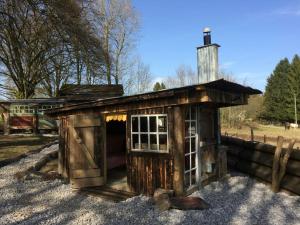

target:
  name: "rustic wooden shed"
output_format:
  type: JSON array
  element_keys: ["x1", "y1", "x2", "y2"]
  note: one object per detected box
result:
[{"x1": 46, "y1": 79, "x2": 261, "y2": 196}]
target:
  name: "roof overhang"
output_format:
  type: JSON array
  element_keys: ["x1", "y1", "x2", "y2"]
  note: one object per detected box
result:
[{"x1": 45, "y1": 79, "x2": 261, "y2": 117}]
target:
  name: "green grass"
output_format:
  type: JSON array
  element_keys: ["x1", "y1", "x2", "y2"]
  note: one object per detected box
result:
[{"x1": 0, "y1": 135, "x2": 57, "y2": 161}]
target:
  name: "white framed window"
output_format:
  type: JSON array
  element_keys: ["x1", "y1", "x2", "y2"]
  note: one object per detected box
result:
[{"x1": 131, "y1": 114, "x2": 168, "y2": 153}]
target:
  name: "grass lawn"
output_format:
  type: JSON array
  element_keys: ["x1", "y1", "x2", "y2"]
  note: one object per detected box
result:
[
  {"x1": 222, "y1": 124, "x2": 300, "y2": 148},
  {"x1": 0, "y1": 135, "x2": 57, "y2": 161}
]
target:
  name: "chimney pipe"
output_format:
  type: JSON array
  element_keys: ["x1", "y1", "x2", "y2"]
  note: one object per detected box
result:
[{"x1": 203, "y1": 27, "x2": 211, "y2": 45}]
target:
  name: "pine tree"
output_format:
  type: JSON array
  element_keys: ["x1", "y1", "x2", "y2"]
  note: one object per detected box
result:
[
  {"x1": 153, "y1": 82, "x2": 166, "y2": 91},
  {"x1": 153, "y1": 82, "x2": 161, "y2": 91},
  {"x1": 287, "y1": 55, "x2": 300, "y2": 123},
  {"x1": 262, "y1": 58, "x2": 290, "y2": 122}
]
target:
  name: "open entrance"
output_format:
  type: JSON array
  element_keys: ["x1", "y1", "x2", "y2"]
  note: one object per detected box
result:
[{"x1": 106, "y1": 118, "x2": 129, "y2": 192}]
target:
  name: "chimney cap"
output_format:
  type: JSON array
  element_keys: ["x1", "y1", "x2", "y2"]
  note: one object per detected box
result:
[{"x1": 203, "y1": 27, "x2": 211, "y2": 33}]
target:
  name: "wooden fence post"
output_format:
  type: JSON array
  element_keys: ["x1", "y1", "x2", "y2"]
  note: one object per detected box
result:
[
  {"x1": 277, "y1": 139, "x2": 296, "y2": 189},
  {"x1": 271, "y1": 136, "x2": 284, "y2": 192},
  {"x1": 263, "y1": 135, "x2": 266, "y2": 143},
  {"x1": 250, "y1": 128, "x2": 254, "y2": 142}
]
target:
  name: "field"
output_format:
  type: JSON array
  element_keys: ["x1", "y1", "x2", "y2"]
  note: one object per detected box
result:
[
  {"x1": 222, "y1": 124, "x2": 300, "y2": 148},
  {"x1": 0, "y1": 135, "x2": 57, "y2": 161}
]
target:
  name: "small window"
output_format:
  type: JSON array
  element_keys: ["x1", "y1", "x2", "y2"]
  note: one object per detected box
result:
[{"x1": 131, "y1": 114, "x2": 168, "y2": 152}]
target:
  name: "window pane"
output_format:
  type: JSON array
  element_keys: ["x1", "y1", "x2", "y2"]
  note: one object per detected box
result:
[
  {"x1": 158, "y1": 116, "x2": 167, "y2": 132},
  {"x1": 185, "y1": 155, "x2": 190, "y2": 171},
  {"x1": 159, "y1": 134, "x2": 167, "y2": 150},
  {"x1": 132, "y1": 134, "x2": 139, "y2": 149},
  {"x1": 189, "y1": 121, "x2": 196, "y2": 136},
  {"x1": 150, "y1": 134, "x2": 157, "y2": 150},
  {"x1": 141, "y1": 134, "x2": 148, "y2": 149},
  {"x1": 132, "y1": 117, "x2": 138, "y2": 132},
  {"x1": 191, "y1": 169, "x2": 196, "y2": 185},
  {"x1": 185, "y1": 138, "x2": 190, "y2": 154},
  {"x1": 149, "y1": 116, "x2": 157, "y2": 132},
  {"x1": 140, "y1": 117, "x2": 148, "y2": 132},
  {"x1": 191, "y1": 137, "x2": 196, "y2": 152},
  {"x1": 191, "y1": 153, "x2": 196, "y2": 169},
  {"x1": 184, "y1": 172, "x2": 190, "y2": 188}
]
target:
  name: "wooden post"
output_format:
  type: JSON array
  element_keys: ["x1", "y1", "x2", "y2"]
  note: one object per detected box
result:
[
  {"x1": 278, "y1": 139, "x2": 296, "y2": 185},
  {"x1": 250, "y1": 128, "x2": 254, "y2": 142},
  {"x1": 32, "y1": 107, "x2": 39, "y2": 135},
  {"x1": 3, "y1": 109, "x2": 10, "y2": 135},
  {"x1": 263, "y1": 135, "x2": 266, "y2": 143},
  {"x1": 271, "y1": 136, "x2": 284, "y2": 192},
  {"x1": 173, "y1": 106, "x2": 185, "y2": 196}
]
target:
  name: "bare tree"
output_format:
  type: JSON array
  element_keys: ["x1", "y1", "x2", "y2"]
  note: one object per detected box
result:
[
  {"x1": 91, "y1": 0, "x2": 139, "y2": 85},
  {"x1": 165, "y1": 64, "x2": 197, "y2": 88},
  {"x1": 124, "y1": 57, "x2": 152, "y2": 95},
  {"x1": 0, "y1": 0, "x2": 105, "y2": 98}
]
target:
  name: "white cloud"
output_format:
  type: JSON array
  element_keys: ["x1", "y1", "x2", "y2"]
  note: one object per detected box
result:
[
  {"x1": 220, "y1": 61, "x2": 236, "y2": 70},
  {"x1": 271, "y1": 7, "x2": 300, "y2": 16}
]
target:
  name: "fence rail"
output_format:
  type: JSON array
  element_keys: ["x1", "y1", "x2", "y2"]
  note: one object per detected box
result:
[{"x1": 222, "y1": 135, "x2": 300, "y2": 195}]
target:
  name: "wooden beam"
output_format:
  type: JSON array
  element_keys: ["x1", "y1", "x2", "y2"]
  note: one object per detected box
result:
[
  {"x1": 70, "y1": 126, "x2": 98, "y2": 169},
  {"x1": 3, "y1": 110, "x2": 10, "y2": 135},
  {"x1": 173, "y1": 106, "x2": 185, "y2": 196}
]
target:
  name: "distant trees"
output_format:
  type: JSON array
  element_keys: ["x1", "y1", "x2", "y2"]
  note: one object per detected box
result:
[
  {"x1": 0, "y1": 0, "x2": 105, "y2": 98},
  {"x1": 262, "y1": 55, "x2": 300, "y2": 123},
  {"x1": 0, "y1": 0, "x2": 141, "y2": 99},
  {"x1": 153, "y1": 82, "x2": 166, "y2": 91},
  {"x1": 164, "y1": 65, "x2": 197, "y2": 88},
  {"x1": 91, "y1": 0, "x2": 139, "y2": 85}
]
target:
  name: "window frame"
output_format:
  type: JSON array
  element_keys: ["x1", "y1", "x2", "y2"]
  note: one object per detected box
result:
[
  {"x1": 184, "y1": 105, "x2": 199, "y2": 188},
  {"x1": 131, "y1": 114, "x2": 168, "y2": 153}
]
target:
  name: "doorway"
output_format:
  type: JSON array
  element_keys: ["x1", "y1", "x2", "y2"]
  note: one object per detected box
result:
[
  {"x1": 184, "y1": 105, "x2": 199, "y2": 189},
  {"x1": 106, "y1": 120, "x2": 129, "y2": 191}
]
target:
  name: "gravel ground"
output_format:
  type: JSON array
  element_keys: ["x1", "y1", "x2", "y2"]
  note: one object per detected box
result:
[{"x1": 1, "y1": 144, "x2": 300, "y2": 225}]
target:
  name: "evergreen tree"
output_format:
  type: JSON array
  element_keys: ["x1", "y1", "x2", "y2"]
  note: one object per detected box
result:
[
  {"x1": 287, "y1": 55, "x2": 300, "y2": 122},
  {"x1": 262, "y1": 58, "x2": 290, "y2": 122},
  {"x1": 153, "y1": 82, "x2": 161, "y2": 91},
  {"x1": 153, "y1": 82, "x2": 166, "y2": 91}
]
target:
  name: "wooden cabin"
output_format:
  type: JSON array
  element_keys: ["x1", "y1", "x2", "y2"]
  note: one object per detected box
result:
[
  {"x1": 46, "y1": 29, "x2": 261, "y2": 196},
  {"x1": 46, "y1": 79, "x2": 261, "y2": 196},
  {"x1": 0, "y1": 85, "x2": 123, "y2": 134}
]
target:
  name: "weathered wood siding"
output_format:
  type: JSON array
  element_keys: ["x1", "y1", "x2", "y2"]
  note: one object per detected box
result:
[
  {"x1": 58, "y1": 116, "x2": 70, "y2": 178},
  {"x1": 223, "y1": 135, "x2": 300, "y2": 195},
  {"x1": 126, "y1": 107, "x2": 175, "y2": 195}
]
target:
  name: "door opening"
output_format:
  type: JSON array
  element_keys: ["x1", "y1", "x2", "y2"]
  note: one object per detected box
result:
[{"x1": 106, "y1": 120, "x2": 129, "y2": 191}]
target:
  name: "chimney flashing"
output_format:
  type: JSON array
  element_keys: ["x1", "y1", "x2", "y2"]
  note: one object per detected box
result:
[{"x1": 196, "y1": 43, "x2": 221, "y2": 50}]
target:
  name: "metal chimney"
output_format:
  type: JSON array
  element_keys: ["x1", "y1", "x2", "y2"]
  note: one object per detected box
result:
[{"x1": 197, "y1": 27, "x2": 220, "y2": 83}]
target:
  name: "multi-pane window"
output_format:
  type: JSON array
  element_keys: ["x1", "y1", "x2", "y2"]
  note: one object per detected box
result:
[
  {"x1": 10, "y1": 105, "x2": 34, "y2": 114},
  {"x1": 131, "y1": 115, "x2": 168, "y2": 152},
  {"x1": 184, "y1": 106, "x2": 198, "y2": 188}
]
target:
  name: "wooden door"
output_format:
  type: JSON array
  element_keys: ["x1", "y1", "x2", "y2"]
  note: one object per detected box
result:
[{"x1": 68, "y1": 114, "x2": 105, "y2": 189}]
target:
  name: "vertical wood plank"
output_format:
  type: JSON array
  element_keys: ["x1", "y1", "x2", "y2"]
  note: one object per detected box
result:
[{"x1": 173, "y1": 106, "x2": 185, "y2": 196}]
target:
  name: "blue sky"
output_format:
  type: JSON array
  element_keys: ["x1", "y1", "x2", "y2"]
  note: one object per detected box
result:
[{"x1": 132, "y1": 0, "x2": 300, "y2": 91}]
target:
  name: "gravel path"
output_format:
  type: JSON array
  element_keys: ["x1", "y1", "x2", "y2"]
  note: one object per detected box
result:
[{"x1": 1, "y1": 144, "x2": 300, "y2": 225}]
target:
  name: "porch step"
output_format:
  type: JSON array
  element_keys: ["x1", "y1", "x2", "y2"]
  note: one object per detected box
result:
[{"x1": 79, "y1": 186, "x2": 137, "y2": 202}]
